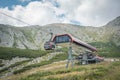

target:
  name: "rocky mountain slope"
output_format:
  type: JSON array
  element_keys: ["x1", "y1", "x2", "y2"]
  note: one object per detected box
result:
[{"x1": 0, "y1": 16, "x2": 120, "y2": 49}]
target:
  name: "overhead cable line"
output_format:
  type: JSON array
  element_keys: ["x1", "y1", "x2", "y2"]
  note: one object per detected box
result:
[
  {"x1": 0, "y1": 11, "x2": 31, "y2": 26},
  {"x1": 0, "y1": 11, "x2": 53, "y2": 34}
]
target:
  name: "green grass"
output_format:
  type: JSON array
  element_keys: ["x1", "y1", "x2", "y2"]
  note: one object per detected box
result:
[
  {"x1": 0, "y1": 67, "x2": 9, "y2": 73},
  {"x1": 20, "y1": 61, "x2": 120, "y2": 80},
  {"x1": 13, "y1": 53, "x2": 68, "y2": 74},
  {"x1": 1, "y1": 41, "x2": 120, "y2": 80},
  {"x1": 9, "y1": 59, "x2": 32, "y2": 68},
  {"x1": 0, "y1": 60, "x2": 4, "y2": 67},
  {"x1": 0, "y1": 63, "x2": 4, "y2": 67},
  {"x1": 90, "y1": 42, "x2": 120, "y2": 57},
  {"x1": 20, "y1": 28, "x2": 35, "y2": 43},
  {"x1": 0, "y1": 59, "x2": 32, "y2": 74},
  {"x1": 0, "y1": 47, "x2": 53, "y2": 60},
  {"x1": 0, "y1": 47, "x2": 67, "y2": 74},
  {"x1": 0, "y1": 41, "x2": 119, "y2": 60},
  {"x1": 20, "y1": 67, "x2": 86, "y2": 80}
]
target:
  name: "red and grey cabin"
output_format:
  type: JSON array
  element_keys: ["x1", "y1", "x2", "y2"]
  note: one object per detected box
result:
[{"x1": 44, "y1": 34, "x2": 97, "y2": 52}]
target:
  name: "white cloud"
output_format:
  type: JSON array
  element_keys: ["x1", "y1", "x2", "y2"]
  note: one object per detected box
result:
[
  {"x1": 57, "y1": 0, "x2": 120, "y2": 26},
  {"x1": 0, "y1": 1, "x2": 62, "y2": 26},
  {"x1": 19, "y1": 0, "x2": 31, "y2": 2},
  {"x1": 74, "y1": 0, "x2": 120, "y2": 26},
  {"x1": 0, "y1": 0, "x2": 120, "y2": 27}
]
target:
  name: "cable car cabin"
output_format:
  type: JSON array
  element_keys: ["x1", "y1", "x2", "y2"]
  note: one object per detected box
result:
[
  {"x1": 44, "y1": 41, "x2": 55, "y2": 50},
  {"x1": 44, "y1": 34, "x2": 71, "y2": 50},
  {"x1": 44, "y1": 34, "x2": 97, "y2": 52}
]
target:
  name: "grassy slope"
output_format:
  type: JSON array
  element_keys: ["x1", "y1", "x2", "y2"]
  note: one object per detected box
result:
[
  {"x1": 0, "y1": 47, "x2": 67, "y2": 75},
  {"x1": 0, "y1": 47, "x2": 53, "y2": 75},
  {"x1": 0, "y1": 41, "x2": 120, "y2": 60},
  {"x1": 24, "y1": 62, "x2": 120, "y2": 80},
  {"x1": 0, "y1": 45, "x2": 120, "y2": 80},
  {"x1": 2, "y1": 61, "x2": 120, "y2": 80},
  {"x1": 0, "y1": 47, "x2": 53, "y2": 60},
  {"x1": 13, "y1": 53, "x2": 68, "y2": 74},
  {"x1": 90, "y1": 42, "x2": 120, "y2": 57}
]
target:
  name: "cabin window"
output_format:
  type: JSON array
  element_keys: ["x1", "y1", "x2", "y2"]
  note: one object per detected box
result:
[{"x1": 54, "y1": 35, "x2": 71, "y2": 43}]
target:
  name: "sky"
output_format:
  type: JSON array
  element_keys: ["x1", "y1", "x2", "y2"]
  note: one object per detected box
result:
[{"x1": 0, "y1": 0, "x2": 120, "y2": 27}]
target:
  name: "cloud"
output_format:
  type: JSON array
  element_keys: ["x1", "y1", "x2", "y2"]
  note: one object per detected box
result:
[
  {"x1": 57, "y1": 0, "x2": 120, "y2": 26},
  {"x1": 0, "y1": 1, "x2": 62, "y2": 26},
  {"x1": 74, "y1": 0, "x2": 120, "y2": 26},
  {"x1": 0, "y1": 0, "x2": 120, "y2": 27},
  {"x1": 19, "y1": 0, "x2": 31, "y2": 3}
]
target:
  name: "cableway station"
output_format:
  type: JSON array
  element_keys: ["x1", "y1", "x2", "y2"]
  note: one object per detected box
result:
[{"x1": 44, "y1": 33, "x2": 104, "y2": 68}]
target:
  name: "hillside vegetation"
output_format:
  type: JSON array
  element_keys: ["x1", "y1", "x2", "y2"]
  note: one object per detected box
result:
[
  {"x1": 20, "y1": 61, "x2": 120, "y2": 80},
  {"x1": 0, "y1": 46, "x2": 120, "y2": 80},
  {"x1": 90, "y1": 42, "x2": 120, "y2": 57},
  {"x1": 1, "y1": 59, "x2": 120, "y2": 80},
  {"x1": 0, "y1": 47, "x2": 53, "y2": 60}
]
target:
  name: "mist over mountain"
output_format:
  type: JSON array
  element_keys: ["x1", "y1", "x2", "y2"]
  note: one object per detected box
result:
[{"x1": 0, "y1": 16, "x2": 120, "y2": 49}]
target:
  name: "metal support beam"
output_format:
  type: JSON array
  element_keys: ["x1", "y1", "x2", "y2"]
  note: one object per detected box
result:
[{"x1": 66, "y1": 43, "x2": 74, "y2": 68}]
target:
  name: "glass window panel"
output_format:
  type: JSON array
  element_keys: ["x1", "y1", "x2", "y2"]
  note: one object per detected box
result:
[{"x1": 55, "y1": 35, "x2": 71, "y2": 43}]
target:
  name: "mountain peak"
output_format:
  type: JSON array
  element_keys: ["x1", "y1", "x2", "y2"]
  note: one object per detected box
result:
[{"x1": 106, "y1": 16, "x2": 120, "y2": 27}]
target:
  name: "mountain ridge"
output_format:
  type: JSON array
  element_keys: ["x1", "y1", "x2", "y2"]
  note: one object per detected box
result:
[
  {"x1": 0, "y1": 16, "x2": 120, "y2": 49},
  {"x1": 106, "y1": 16, "x2": 120, "y2": 27}
]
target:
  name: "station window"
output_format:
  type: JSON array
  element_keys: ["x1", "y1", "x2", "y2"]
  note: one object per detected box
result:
[{"x1": 55, "y1": 35, "x2": 71, "y2": 43}]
